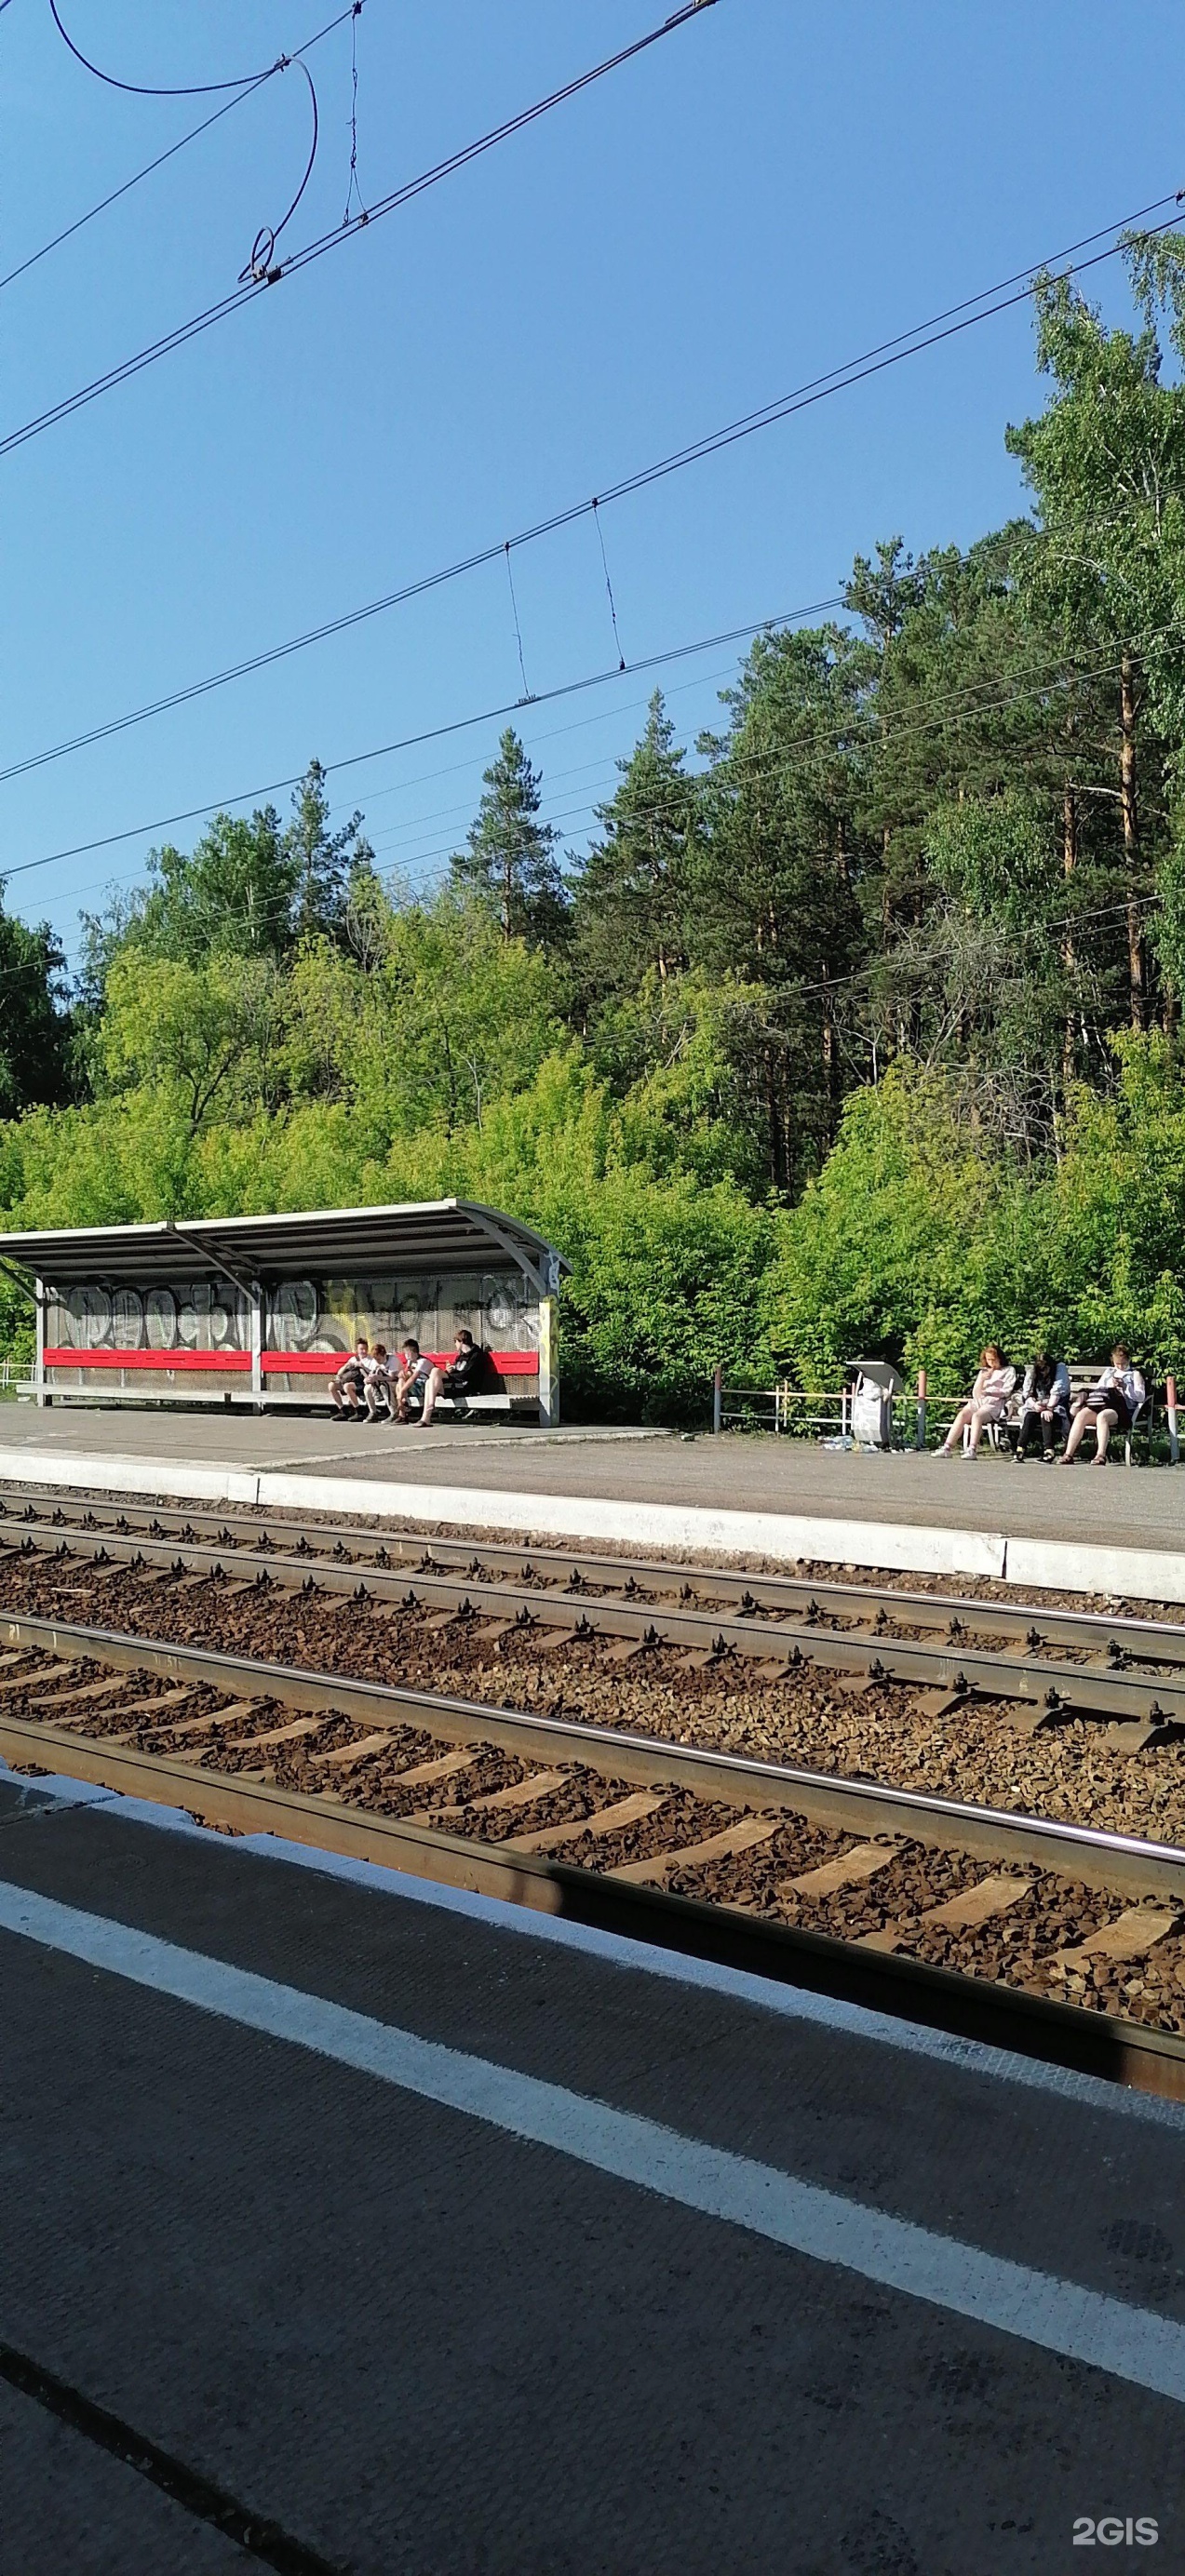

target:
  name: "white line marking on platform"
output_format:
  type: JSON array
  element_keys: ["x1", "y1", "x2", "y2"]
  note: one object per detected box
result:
[
  {"x1": 1, "y1": 1874, "x2": 1183, "y2": 2401},
  {"x1": 9, "y1": 1757, "x2": 1185, "y2": 2135}
]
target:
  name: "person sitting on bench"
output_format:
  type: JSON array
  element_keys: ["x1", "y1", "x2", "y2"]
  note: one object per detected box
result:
[
  {"x1": 417, "y1": 1327, "x2": 489, "y2": 1428},
  {"x1": 1059, "y1": 1346, "x2": 1145, "y2": 1465},
  {"x1": 362, "y1": 1343, "x2": 393, "y2": 1422},
  {"x1": 394, "y1": 1338, "x2": 432, "y2": 1422},
  {"x1": 1011, "y1": 1352, "x2": 1071, "y2": 1461},
  {"x1": 330, "y1": 1336, "x2": 370, "y2": 1419},
  {"x1": 936, "y1": 1345, "x2": 1017, "y2": 1456}
]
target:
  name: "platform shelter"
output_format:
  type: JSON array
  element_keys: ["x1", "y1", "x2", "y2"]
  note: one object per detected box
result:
[{"x1": 0, "y1": 1200, "x2": 569, "y2": 1422}]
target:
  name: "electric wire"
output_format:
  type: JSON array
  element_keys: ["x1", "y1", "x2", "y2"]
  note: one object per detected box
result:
[
  {"x1": 7, "y1": 610, "x2": 1178, "y2": 901},
  {"x1": 0, "y1": 3, "x2": 717, "y2": 472},
  {"x1": 334, "y1": 611, "x2": 1185, "y2": 875},
  {"x1": 46, "y1": 0, "x2": 342, "y2": 98},
  {"x1": 1, "y1": 628, "x2": 1170, "y2": 1003},
  {"x1": 3, "y1": 184, "x2": 1179, "y2": 790},
  {"x1": 343, "y1": 0, "x2": 365, "y2": 224},
  {"x1": 13, "y1": 6, "x2": 362, "y2": 302},
  {"x1": 2, "y1": 601, "x2": 834, "y2": 884},
  {"x1": 0, "y1": 84, "x2": 269, "y2": 298}
]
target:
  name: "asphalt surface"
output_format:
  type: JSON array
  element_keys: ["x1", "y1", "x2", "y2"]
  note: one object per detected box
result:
[{"x1": 0, "y1": 1773, "x2": 1181, "y2": 2573}]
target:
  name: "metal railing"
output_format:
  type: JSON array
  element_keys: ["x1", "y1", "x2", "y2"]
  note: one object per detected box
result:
[
  {"x1": 710, "y1": 1372, "x2": 915, "y2": 1444},
  {"x1": 709, "y1": 1364, "x2": 1182, "y2": 1462}
]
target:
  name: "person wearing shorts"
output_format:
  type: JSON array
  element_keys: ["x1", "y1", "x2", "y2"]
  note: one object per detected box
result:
[
  {"x1": 330, "y1": 1337, "x2": 370, "y2": 1419},
  {"x1": 362, "y1": 1344, "x2": 393, "y2": 1422},
  {"x1": 394, "y1": 1339, "x2": 432, "y2": 1422},
  {"x1": 1059, "y1": 1346, "x2": 1145, "y2": 1464}
]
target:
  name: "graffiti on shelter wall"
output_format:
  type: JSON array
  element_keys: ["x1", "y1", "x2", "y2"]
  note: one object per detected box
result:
[{"x1": 47, "y1": 1272, "x2": 538, "y2": 1357}]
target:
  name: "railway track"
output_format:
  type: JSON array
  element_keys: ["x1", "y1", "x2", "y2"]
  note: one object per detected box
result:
[
  {"x1": 3, "y1": 1601, "x2": 1185, "y2": 2100},
  {"x1": 2, "y1": 1485, "x2": 1185, "y2": 1740}
]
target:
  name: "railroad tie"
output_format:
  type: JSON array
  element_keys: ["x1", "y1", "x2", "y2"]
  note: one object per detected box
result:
[
  {"x1": 508, "y1": 1791, "x2": 668, "y2": 1854},
  {"x1": 162, "y1": 1701, "x2": 273, "y2": 1759},
  {"x1": 26, "y1": 1673, "x2": 139, "y2": 1711},
  {"x1": 412, "y1": 1767, "x2": 571, "y2": 1827},
  {"x1": 308, "y1": 1731, "x2": 398, "y2": 1772},
  {"x1": 105, "y1": 1687, "x2": 203, "y2": 1737},
  {"x1": 911, "y1": 1873, "x2": 1031, "y2": 1932},
  {"x1": 1054, "y1": 1906, "x2": 1181, "y2": 1973},
  {"x1": 390, "y1": 1745, "x2": 482, "y2": 1791},
  {"x1": 787, "y1": 1841, "x2": 900, "y2": 1898},
  {"x1": 861, "y1": 1872, "x2": 1036, "y2": 1953},
  {"x1": 612, "y1": 1815, "x2": 780, "y2": 1885},
  {"x1": 1099, "y1": 1719, "x2": 1178, "y2": 1755},
  {"x1": 217, "y1": 1714, "x2": 326, "y2": 1755},
  {"x1": 0, "y1": 1661, "x2": 77, "y2": 1695}
]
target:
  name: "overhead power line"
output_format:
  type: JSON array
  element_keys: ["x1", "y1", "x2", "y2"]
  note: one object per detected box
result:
[
  {"x1": 0, "y1": 2, "x2": 718, "y2": 468},
  {"x1": 7, "y1": 600, "x2": 1179, "y2": 905},
  {"x1": 46, "y1": 2, "x2": 361, "y2": 286},
  {"x1": 1, "y1": 597, "x2": 842, "y2": 886},
  {"x1": 0, "y1": 82, "x2": 271, "y2": 299},
  {"x1": 47, "y1": 0, "x2": 323, "y2": 95},
  {"x1": 2, "y1": 182, "x2": 1179, "y2": 792},
  {"x1": 1, "y1": 0, "x2": 359, "y2": 301}
]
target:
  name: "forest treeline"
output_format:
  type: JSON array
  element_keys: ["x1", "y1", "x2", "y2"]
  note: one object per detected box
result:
[{"x1": 7, "y1": 243, "x2": 1185, "y2": 1413}]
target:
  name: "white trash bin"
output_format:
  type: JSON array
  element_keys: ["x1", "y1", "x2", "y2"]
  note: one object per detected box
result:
[{"x1": 848, "y1": 1359, "x2": 902, "y2": 1448}]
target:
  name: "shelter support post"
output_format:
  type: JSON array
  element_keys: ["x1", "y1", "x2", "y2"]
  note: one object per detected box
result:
[
  {"x1": 538, "y1": 1296, "x2": 559, "y2": 1429},
  {"x1": 250, "y1": 1281, "x2": 263, "y2": 1414},
  {"x1": 1168, "y1": 1374, "x2": 1179, "y2": 1467},
  {"x1": 916, "y1": 1368, "x2": 928, "y2": 1452},
  {"x1": 712, "y1": 1363, "x2": 722, "y2": 1435},
  {"x1": 34, "y1": 1276, "x2": 46, "y2": 1407}
]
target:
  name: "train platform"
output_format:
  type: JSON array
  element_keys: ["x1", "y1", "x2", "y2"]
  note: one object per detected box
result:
[
  {"x1": 0, "y1": 1758, "x2": 1181, "y2": 2575},
  {"x1": 2, "y1": 1404, "x2": 1185, "y2": 1600}
]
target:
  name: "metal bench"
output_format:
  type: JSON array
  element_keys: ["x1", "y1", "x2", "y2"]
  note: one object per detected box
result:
[{"x1": 963, "y1": 1365, "x2": 1154, "y2": 1465}]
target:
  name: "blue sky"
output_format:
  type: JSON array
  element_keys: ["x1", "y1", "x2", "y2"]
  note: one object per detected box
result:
[{"x1": 0, "y1": 0, "x2": 1182, "y2": 975}]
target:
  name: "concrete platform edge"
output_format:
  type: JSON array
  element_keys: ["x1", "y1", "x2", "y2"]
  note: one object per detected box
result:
[
  {"x1": 3, "y1": 1443, "x2": 1185, "y2": 1598},
  {"x1": 0, "y1": 1446, "x2": 1006, "y2": 1572}
]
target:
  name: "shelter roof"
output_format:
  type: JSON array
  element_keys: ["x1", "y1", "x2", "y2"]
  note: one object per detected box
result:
[{"x1": 0, "y1": 1201, "x2": 568, "y2": 1292}]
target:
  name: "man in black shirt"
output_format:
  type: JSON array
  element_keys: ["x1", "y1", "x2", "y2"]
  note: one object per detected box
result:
[{"x1": 418, "y1": 1328, "x2": 488, "y2": 1427}]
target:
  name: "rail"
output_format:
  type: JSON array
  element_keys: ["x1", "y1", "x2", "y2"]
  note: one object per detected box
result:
[{"x1": 1, "y1": 1605, "x2": 1184, "y2": 2097}]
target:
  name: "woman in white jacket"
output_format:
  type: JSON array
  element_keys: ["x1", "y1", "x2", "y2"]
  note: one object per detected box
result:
[
  {"x1": 936, "y1": 1346, "x2": 1017, "y2": 1457},
  {"x1": 1059, "y1": 1346, "x2": 1145, "y2": 1465}
]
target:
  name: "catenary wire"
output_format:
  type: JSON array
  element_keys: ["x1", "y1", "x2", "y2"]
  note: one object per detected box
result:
[
  {"x1": 2, "y1": 602, "x2": 837, "y2": 884},
  {"x1": 7, "y1": 6, "x2": 363, "y2": 301},
  {"x1": 342, "y1": 614, "x2": 1185, "y2": 874},
  {"x1": 4, "y1": 636, "x2": 1171, "y2": 999},
  {"x1": 3, "y1": 185, "x2": 1180, "y2": 789},
  {"x1": 0, "y1": 84, "x2": 269, "y2": 297},
  {"x1": 46, "y1": 0, "x2": 349, "y2": 97},
  {"x1": 0, "y1": 3, "x2": 718, "y2": 472},
  {"x1": 7, "y1": 607, "x2": 1179, "y2": 907}
]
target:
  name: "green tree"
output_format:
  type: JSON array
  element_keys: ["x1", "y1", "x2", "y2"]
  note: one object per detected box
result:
[
  {"x1": 573, "y1": 692, "x2": 698, "y2": 1005},
  {"x1": 1005, "y1": 241, "x2": 1185, "y2": 1029},
  {"x1": 0, "y1": 898, "x2": 74, "y2": 1114},
  {"x1": 111, "y1": 807, "x2": 296, "y2": 972},
  {"x1": 451, "y1": 730, "x2": 567, "y2": 946},
  {"x1": 98, "y1": 952, "x2": 280, "y2": 1138},
  {"x1": 285, "y1": 758, "x2": 376, "y2": 946}
]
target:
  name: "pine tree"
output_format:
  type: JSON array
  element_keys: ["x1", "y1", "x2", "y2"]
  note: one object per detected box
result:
[
  {"x1": 451, "y1": 729, "x2": 567, "y2": 946},
  {"x1": 286, "y1": 759, "x2": 375, "y2": 946},
  {"x1": 572, "y1": 692, "x2": 696, "y2": 1004}
]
